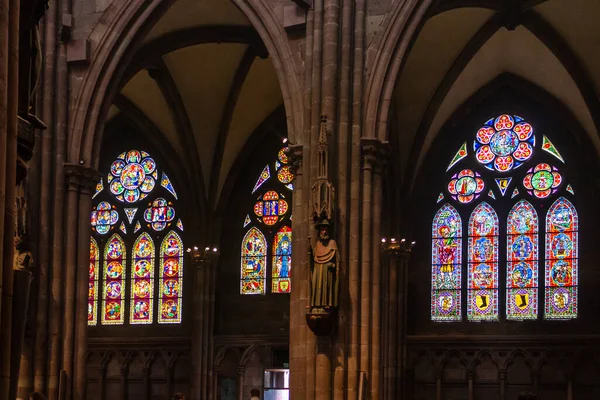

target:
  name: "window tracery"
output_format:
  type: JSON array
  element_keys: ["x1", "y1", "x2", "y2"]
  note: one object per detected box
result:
[
  {"x1": 241, "y1": 145, "x2": 293, "y2": 294},
  {"x1": 432, "y1": 114, "x2": 578, "y2": 322},
  {"x1": 89, "y1": 149, "x2": 184, "y2": 326}
]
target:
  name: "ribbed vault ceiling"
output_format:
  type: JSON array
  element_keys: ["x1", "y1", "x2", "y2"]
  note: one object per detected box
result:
[
  {"x1": 107, "y1": 0, "x2": 283, "y2": 210},
  {"x1": 392, "y1": 0, "x2": 600, "y2": 188}
]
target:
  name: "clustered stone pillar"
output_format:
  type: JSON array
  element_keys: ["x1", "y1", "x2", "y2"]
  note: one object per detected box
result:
[
  {"x1": 191, "y1": 246, "x2": 219, "y2": 400},
  {"x1": 380, "y1": 238, "x2": 414, "y2": 400},
  {"x1": 18, "y1": 162, "x2": 99, "y2": 400}
]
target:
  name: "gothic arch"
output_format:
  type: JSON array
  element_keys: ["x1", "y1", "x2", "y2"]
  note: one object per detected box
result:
[
  {"x1": 363, "y1": 0, "x2": 433, "y2": 140},
  {"x1": 69, "y1": 0, "x2": 302, "y2": 171}
]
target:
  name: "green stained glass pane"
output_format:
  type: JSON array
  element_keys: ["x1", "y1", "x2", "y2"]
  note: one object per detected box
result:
[
  {"x1": 542, "y1": 135, "x2": 565, "y2": 163},
  {"x1": 446, "y1": 142, "x2": 468, "y2": 171}
]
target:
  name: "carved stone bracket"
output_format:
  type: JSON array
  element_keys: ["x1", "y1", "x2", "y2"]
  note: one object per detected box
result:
[
  {"x1": 360, "y1": 138, "x2": 389, "y2": 174},
  {"x1": 64, "y1": 163, "x2": 102, "y2": 194},
  {"x1": 288, "y1": 143, "x2": 303, "y2": 176}
]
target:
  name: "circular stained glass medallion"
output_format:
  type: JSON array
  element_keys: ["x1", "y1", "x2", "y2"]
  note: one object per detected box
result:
[
  {"x1": 108, "y1": 150, "x2": 157, "y2": 203},
  {"x1": 474, "y1": 114, "x2": 535, "y2": 172},
  {"x1": 278, "y1": 147, "x2": 289, "y2": 164},
  {"x1": 134, "y1": 280, "x2": 151, "y2": 298},
  {"x1": 135, "y1": 260, "x2": 152, "y2": 278},
  {"x1": 134, "y1": 301, "x2": 150, "y2": 319},
  {"x1": 512, "y1": 235, "x2": 533, "y2": 260},
  {"x1": 447, "y1": 169, "x2": 485, "y2": 203},
  {"x1": 106, "y1": 261, "x2": 123, "y2": 278},
  {"x1": 163, "y1": 258, "x2": 179, "y2": 276},
  {"x1": 106, "y1": 281, "x2": 122, "y2": 298},
  {"x1": 511, "y1": 262, "x2": 533, "y2": 287},
  {"x1": 523, "y1": 163, "x2": 562, "y2": 198},
  {"x1": 162, "y1": 300, "x2": 178, "y2": 319}
]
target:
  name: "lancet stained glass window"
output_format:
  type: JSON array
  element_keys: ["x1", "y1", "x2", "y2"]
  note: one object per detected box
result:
[
  {"x1": 432, "y1": 113, "x2": 579, "y2": 322},
  {"x1": 131, "y1": 233, "x2": 154, "y2": 324},
  {"x1": 431, "y1": 204, "x2": 462, "y2": 322},
  {"x1": 241, "y1": 144, "x2": 293, "y2": 294},
  {"x1": 102, "y1": 234, "x2": 125, "y2": 325},
  {"x1": 241, "y1": 227, "x2": 267, "y2": 294},
  {"x1": 159, "y1": 232, "x2": 183, "y2": 323},
  {"x1": 89, "y1": 149, "x2": 184, "y2": 326},
  {"x1": 272, "y1": 226, "x2": 292, "y2": 293},
  {"x1": 467, "y1": 203, "x2": 499, "y2": 321},
  {"x1": 507, "y1": 200, "x2": 538, "y2": 320},
  {"x1": 88, "y1": 238, "x2": 99, "y2": 326},
  {"x1": 545, "y1": 197, "x2": 578, "y2": 319}
]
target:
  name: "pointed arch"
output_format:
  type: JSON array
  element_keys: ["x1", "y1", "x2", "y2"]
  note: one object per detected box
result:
[
  {"x1": 431, "y1": 204, "x2": 462, "y2": 322},
  {"x1": 272, "y1": 225, "x2": 292, "y2": 293},
  {"x1": 102, "y1": 234, "x2": 126, "y2": 325},
  {"x1": 241, "y1": 227, "x2": 267, "y2": 295},
  {"x1": 88, "y1": 237, "x2": 99, "y2": 326},
  {"x1": 159, "y1": 231, "x2": 183, "y2": 324},
  {"x1": 545, "y1": 197, "x2": 578, "y2": 320},
  {"x1": 506, "y1": 200, "x2": 539, "y2": 320},
  {"x1": 468, "y1": 202, "x2": 499, "y2": 321},
  {"x1": 131, "y1": 233, "x2": 155, "y2": 324}
]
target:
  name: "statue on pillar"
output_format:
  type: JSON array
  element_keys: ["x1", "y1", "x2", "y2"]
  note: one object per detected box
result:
[
  {"x1": 309, "y1": 216, "x2": 339, "y2": 309},
  {"x1": 306, "y1": 116, "x2": 339, "y2": 336}
]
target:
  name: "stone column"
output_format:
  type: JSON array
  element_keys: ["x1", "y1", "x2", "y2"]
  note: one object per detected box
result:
[
  {"x1": 397, "y1": 239, "x2": 414, "y2": 398},
  {"x1": 288, "y1": 144, "x2": 309, "y2": 400},
  {"x1": 435, "y1": 369, "x2": 442, "y2": 400},
  {"x1": 499, "y1": 369, "x2": 506, "y2": 400},
  {"x1": 142, "y1": 367, "x2": 150, "y2": 400},
  {"x1": 120, "y1": 366, "x2": 128, "y2": 400},
  {"x1": 236, "y1": 366, "x2": 245, "y2": 400},
  {"x1": 190, "y1": 246, "x2": 207, "y2": 400},
  {"x1": 381, "y1": 239, "x2": 400, "y2": 400},
  {"x1": 63, "y1": 163, "x2": 101, "y2": 400},
  {"x1": 467, "y1": 370, "x2": 473, "y2": 400}
]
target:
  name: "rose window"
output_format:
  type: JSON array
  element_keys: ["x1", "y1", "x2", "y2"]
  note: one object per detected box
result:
[
  {"x1": 253, "y1": 190, "x2": 289, "y2": 225},
  {"x1": 447, "y1": 169, "x2": 485, "y2": 204},
  {"x1": 474, "y1": 114, "x2": 535, "y2": 172},
  {"x1": 143, "y1": 198, "x2": 175, "y2": 231},
  {"x1": 109, "y1": 150, "x2": 158, "y2": 203},
  {"x1": 523, "y1": 163, "x2": 562, "y2": 199},
  {"x1": 91, "y1": 201, "x2": 119, "y2": 234}
]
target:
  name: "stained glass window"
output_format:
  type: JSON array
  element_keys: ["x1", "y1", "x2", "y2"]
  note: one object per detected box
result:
[
  {"x1": 159, "y1": 231, "x2": 183, "y2": 323},
  {"x1": 89, "y1": 149, "x2": 184, "y2": 326},
  {"x1": 131, "y1": 233, "x2": 154, "y2": 324},
  {"x1": 241, "y1": 227, "x2": 267, "y2": 295},
  {"x1": 272, "y1": 226, "x2": 292, "y2": 293},
  {"x1": 431, "y1": 204, "x2": 462, "y2": 322},
  {"x1": 143, "y1": 198, "x2": 175, "y2": 231},
  {"x1": 102, "y1": 234, "x2": 125, "y2": 325},
  {"x1": 467, "y1": 203, "x2": 499, "y2": 321},
  {"x1": 88, "y1": 238, "x2": 99, "y2": 326},
  {"x1": 109, "y1": 150, "x2": 157, "y2": 203},
  {"x1": 545, "y1": 197, "x2": 578, "y2": 320},
  {"x1": 447, "y1": 169, "x2": 485, "y2": 203},
  {"x1": 474, "y1": 114, "x2": 534, "y2": 172},
  {"x1": 507, "y1": 200, "x2": 538, "y2": 320},
  {"x1": 432, "y1": 113, "x2": 579, "y2": 323},
  {"x1": 242, "y1": 145, "x2": 293, "y2": 295}
]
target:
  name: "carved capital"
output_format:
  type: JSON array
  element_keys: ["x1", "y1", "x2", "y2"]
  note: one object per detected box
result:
[
  {"x1": 360, "y1": 138, "x2": 389, "y2": 173},
  {"x1": 64, "y1": 163, "x2": 102, "y2": 194},
  {"x1": 237, "y1": 366, "x2": 246, "y2": 376},
  {"x1": 381, "y1": 238, "x2": 415, "y2": 261},
  {"x1": 288, "y1": 144, "x2": 303, "y2": 176}
]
